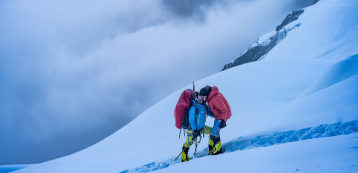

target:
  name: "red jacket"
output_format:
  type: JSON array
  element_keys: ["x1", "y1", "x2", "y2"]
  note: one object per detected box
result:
[{"x1": 206, "y1": 86, "x2": 232, "y2": 120}]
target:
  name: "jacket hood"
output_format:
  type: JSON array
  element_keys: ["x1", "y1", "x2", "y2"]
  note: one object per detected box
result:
[{"x1": 207, "y1": 86, "x2": 218, "y2": 101}]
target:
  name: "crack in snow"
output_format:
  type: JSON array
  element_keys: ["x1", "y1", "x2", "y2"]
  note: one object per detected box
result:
[{"x1": 120, "y1": 120, "x2": 358, "y2": 173}]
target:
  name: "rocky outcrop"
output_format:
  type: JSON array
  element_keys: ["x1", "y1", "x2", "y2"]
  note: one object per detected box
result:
[
  {"x1": 221, "y1": 9, "x2": 305, "y2": 71},
  {"x1": 276, "y1": 9, "x2": 304, "y2": 31}
]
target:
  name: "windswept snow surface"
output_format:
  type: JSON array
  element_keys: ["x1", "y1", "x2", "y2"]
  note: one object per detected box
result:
[
  {"x1": 121, "y1": 120, "x2": 358, "y2": 173},
  {"x1": 298, "y1": 54, "x2": 358, "y2": 98},
  {"x1": 15, "y1": 0, "x2": 358, "y2": 172},
  {"x1": 0, "y1": 165, "x2": 31, "y2": 173},
  {"x1": 155, "y1": 133, "x2": 358, "y2": 173}
]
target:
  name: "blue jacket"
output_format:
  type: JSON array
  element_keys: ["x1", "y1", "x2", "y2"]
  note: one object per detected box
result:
[{"x1": 189, "y1": 100, "x2": 213, "y2": 131}]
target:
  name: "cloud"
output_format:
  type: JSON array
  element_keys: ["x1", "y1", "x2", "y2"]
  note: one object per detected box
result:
[
  {"x1": 162, "y1": 0, "x2": 217, "y2": 20},
  {"x1": 0, "y1": 0, "x2": 314, "y2": 164}
]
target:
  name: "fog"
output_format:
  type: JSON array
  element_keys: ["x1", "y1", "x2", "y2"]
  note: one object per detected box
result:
[{"x1": 0, "y1": 0, "x2": 314, "y2": 164}]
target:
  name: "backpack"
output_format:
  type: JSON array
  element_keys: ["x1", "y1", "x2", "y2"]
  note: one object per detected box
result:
[
  {"x1": 174, "y1": 89, "x2": 194, "y2": 129},
  {"x1": 174, "y1": 89, "x2": 200, "y2": 139}
]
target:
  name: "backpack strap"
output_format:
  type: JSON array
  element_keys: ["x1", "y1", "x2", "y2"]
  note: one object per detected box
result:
[
  {"x1": 179, "y1": 128, "x2": 181, "y2": 139},
  {"x1": 190, "y1": 104, "x2": 199, "y2": 124},
  {"x1": 194, "y1": 105, "x2": 199, "y2": 115}
]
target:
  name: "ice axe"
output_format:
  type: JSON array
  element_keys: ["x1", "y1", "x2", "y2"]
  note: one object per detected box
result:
[{"x1": 193, "y1": 81, "x2": 195, "y2": 92}]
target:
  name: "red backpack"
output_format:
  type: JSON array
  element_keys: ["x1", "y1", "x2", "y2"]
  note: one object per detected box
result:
[{"x1": 174, "y1": 89, "x2": 194, "y2": 129}]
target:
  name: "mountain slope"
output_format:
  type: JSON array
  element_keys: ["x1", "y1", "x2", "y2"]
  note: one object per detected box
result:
[
  {"x1": 222, "y1": 9, "x2": 305, "y2": 71},
  {"x1": 15, "y1": 0, "x2": 358, "y2": 172},
  {"x1": 156, "y1": 133, "x2": 358, "y2": 173}
]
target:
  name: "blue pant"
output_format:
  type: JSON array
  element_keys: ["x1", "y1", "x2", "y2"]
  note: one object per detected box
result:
[{"x1": 211, "y1": 119, "x2": 221, "y2": 137}]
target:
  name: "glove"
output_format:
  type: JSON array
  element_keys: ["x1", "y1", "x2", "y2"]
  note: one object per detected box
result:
[
  {"x1": 193, "y1": 129, "x2": 200, "y2": 139},
  {"x1": 219, "y1": 119, "x2": 226, "y2": 128}
]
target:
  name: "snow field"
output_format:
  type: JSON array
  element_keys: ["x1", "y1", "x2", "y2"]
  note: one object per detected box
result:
[
  {"x1": 13, "y1": 0, "x2": 358, "y2": 172},
  {"x1": 156, "y1": 133, "x2": 358, "y2": 173},
  {"x1": 120, "y1": 120, "x2": 358, "y2": 173},
  {"x1": 0, "y1": 165, "x2": 31, "y2": 173},
  {"x1": 298, "y1": 54, "x2": 358, "y2": 98}
]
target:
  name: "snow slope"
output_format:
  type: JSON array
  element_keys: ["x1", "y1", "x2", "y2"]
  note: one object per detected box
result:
[
  {"x1": 0, "y1": 165, "x2": 30, "y2": 173},
  {"x1": 14, "y1": 0, "x2": 358, "y2": 172},
  {"x1": 120, "y1": 120, "x2": 358, "y2": 173},
  {"x1": 222, "y1": 8, "x2": 305, "y2": 71},
  {"x1": 155, "y1": 133, "x2": 358, "y2": 173},
  {"x1": 298, "y1": 54, "x2": 358, "y2": 98}
]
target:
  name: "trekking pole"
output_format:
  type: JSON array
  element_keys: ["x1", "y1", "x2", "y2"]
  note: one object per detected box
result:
[
  {"x1": 193, "y1": 82, "x2": 195, "y2": 91},
  {"x1": 174, "y1": 151, "x2": 183, "y2": 162}
]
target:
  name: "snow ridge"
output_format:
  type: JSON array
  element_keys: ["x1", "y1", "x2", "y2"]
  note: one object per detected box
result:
[
  {"x1": 120, "y1": 120, "x2": 358, "y2": 173},
  {"x1": 221, "y1": 11, "x2": 304, "y2": 71}
]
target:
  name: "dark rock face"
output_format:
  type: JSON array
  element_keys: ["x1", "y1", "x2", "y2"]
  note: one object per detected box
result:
[
  {"x1": 276, "y1": 9, "x2": 304, "y2": 31},
  {"x1": 221, "y1": 36, "x2": 278, "y2": 71},
  {"x1": 221, "y1": 9, "x2": 305, "y2": 71},
  {"x1": 313, "y1": 0, "x2": 320, "y2": 4}
]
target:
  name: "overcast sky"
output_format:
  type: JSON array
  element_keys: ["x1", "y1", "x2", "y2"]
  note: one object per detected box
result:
[{"x1": 0, "y1": 0, "x2": 314, "y2": 165}]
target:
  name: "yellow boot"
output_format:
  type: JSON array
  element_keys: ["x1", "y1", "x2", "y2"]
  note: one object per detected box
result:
[
  {"x1": 208, "y1": 135, "x2": 223, "y2": 155},
  {"x1": 181, "y1": 131, "x2": 194, "y2": 162}
]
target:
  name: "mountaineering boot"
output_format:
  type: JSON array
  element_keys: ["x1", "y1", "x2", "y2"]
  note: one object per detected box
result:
[
  {"x1": 181, "y1": 146, "x2": 190, "y2": 162},
  {"x1": 208, "y1": 135, "x2": 223, "y2": 155},
  {"x1": 181, "y1": 130, "x2": 194, "y2": 162}
]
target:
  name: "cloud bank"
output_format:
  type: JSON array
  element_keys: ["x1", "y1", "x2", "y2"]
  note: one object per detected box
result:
[{"x1": 0, "y1": 0, "x2": 313, "y2": 164}]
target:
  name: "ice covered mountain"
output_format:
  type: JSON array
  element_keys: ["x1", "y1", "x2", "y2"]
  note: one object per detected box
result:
[
  {"x1": 221, "y1": 0, "x2": 322, "y2": 71},
  {"x1": 13, "y1": 0, "x2": 358, "y2": 172}
]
